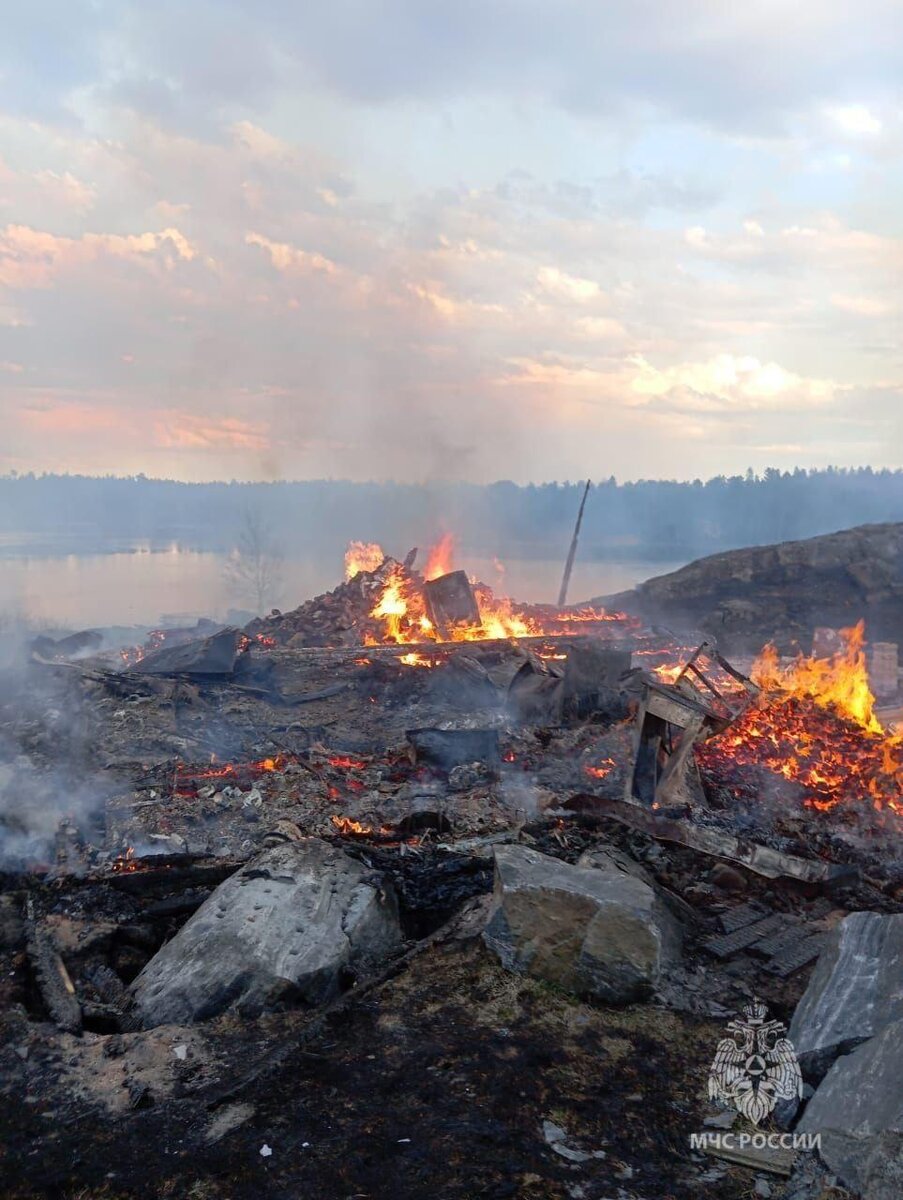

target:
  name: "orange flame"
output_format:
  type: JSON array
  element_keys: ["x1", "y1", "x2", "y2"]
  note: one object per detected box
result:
[
  {"x1": 585, "y1": 757, "x2": 616, "y2": 780},
  {"x1": 370, "y1": 567, "x2": 410, "y2": 641},
  {"x1": 330, "y1": 815, "x2": 393, "y2": 836},
  {"x1": 698, "y1": 622, "x2": 903, "y2": 816},
  {"x1": 344, "y1": 541, "x2": 386, "y2": 579},
  {"x1": 424, "y1": 533, "x2": 455, "y2": 581},
  {"x1": 752, "y1": 620, "x2": 881, "y2": 733},
  {"x1": 400, "y1": 652, "x2": 437, "y2": 668}
]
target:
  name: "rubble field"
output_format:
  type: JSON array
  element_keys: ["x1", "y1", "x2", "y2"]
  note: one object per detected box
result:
[{"x1": 2, "y1": 549, "x2": 902, "y2": 1199}]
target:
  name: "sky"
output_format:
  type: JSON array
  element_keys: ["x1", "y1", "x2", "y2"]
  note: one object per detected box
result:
[{"x1": 0, "y1": 1, "x2": 901, "y2": 484}]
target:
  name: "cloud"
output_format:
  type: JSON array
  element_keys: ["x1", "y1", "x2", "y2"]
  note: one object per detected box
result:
[
  {"x1": 830, "y1": 293, "x2": 892, "y2": 317},
  {"x1": 245, "y1": 232, "x2": 337, "y2": 276},
  {"x1": 536, "y1": 267, "x2": 602, "y2": 304},
  {"x1": 628, "y1": 354, "x2": 834, "y2": 413},
  {"x1": 826, "y1": 104, "x2": 882, "y2": 136},
  {"x1": 0, "y1": 223, "x2": 197, "y2": 288},
  {"x1": 0, "y1": 42, "x2": 901, "y2": 488},
  {"x1": 152, "y1": 412, "x2": 270, "y2": 451}
]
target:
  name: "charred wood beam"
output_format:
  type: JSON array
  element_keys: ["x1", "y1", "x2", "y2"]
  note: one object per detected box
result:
[
  {"x1": 563, "y1": 794, "x2": 858, "y2": 887},
  {"x1": 103, "y1": 858, "x2": 244, "y2": 896},
  {"x1": 24, "y1": 899, "x2": 82, "y2": 1034}
]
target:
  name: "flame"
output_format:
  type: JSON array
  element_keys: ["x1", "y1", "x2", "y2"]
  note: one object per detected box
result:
[
  {"x1": 585, "y1": 757, "x2": 616, "y2": 780},
  {"x1": 698, "y1": 622, "x2": 903, "y2": 816},
  {"x1": 424, "y1": 534, "x2": 455, "y2": 581},
  {"x1": 111, "y1": 846, "x2": 140, "y2": 873},
  {"x1": 369, "y1": 567, "x2": 411, "y2": 641},
  {"x1": 751, "y1": 620, "x2": 881, "y2": 733},
  {"x1": 345, "y1": 541, "x2": 386, "y2": 579},
  {"x1": 172, "y1": 755, "x2": 282, "y2": 794},
  {"x1": 400, "y1": 652, "x2": 437, "y2": 668},
  {"x1": 330, "y1": 815, "x2": 392, "y2": 836},
  {"x1": 654, "y1": 662, "x2": 686, "y2": 684}
]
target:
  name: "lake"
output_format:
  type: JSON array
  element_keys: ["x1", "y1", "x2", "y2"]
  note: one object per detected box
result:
[{"x1": 0, "y1": 538, "x2": 684, "y2": 630}]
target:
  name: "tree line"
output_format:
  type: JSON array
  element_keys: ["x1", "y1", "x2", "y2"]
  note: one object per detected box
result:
[{"x1": 1, "y1": 467, "x2": 901, "y2": 562}]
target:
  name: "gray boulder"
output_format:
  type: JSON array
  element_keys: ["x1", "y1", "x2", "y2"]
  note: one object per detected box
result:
[
  {"x1": 131, "y1": 838, "x2": 401, "y2": 1027},
  {"x1": 789, "y1": 911, "x2": 903, "y2": 1080},
  {"x1": 798, "y1": 1018, "x2": 903, "y2": 1199},
  {"x1": 483, "y1": 845, "x2": 681, "y2": 1003}
]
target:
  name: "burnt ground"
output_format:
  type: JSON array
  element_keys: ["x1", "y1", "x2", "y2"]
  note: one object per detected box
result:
[
  {"x1": 1, "y1": 627, "x2": 894, "y2": 1199},
  {"x1": 0, "y1": 810, "x2": 846, "y2": 1200},
  {"x1": 2, "y1": 936, "x2": 752, "y2": 1200}
]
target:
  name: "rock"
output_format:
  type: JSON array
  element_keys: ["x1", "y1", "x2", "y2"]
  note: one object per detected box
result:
[
  {"x1": 131, "y1": 838, "x2": 402, "y2": 1027},
  {"x1": 597, "y1": 522, "x2": 903, "y2": 654},
  {"x1": 798, "y1": 1017, "x2": 903, "y2": 1198},
  {"x1": 575, "y1": 844, "x2": 655, "y2": 887},
  {"x1": 789, "y1": 911, "x2": 903, "y2": 1080},
  {"x1": 483, "y1": 845, "x2": 682, "y2": 1004}
]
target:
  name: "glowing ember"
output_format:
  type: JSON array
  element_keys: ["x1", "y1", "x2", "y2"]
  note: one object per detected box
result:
[
  {"x1": 585, "y1": 757, "x2": 616, "y2": 780},
  {"x1": 111, "y1": 846, "x2": 140, "y2": 873},
  {"x1": 173, "y1": 756, "x2": 282, "y2": 794},
  {"x1": 697, "y1": 623, "x2": 903, "y2": 815},
  {"x1": 327, "y1": 755, "x2": 368, "y2": 770},
  {"x1": 654, "y1": 662, "x2": 686, "y2": 684},
  {"x1": 399, "y1": 652, "x2": 437, "y2": 668},
  {"x1": 344, "y1": 540, "x2": 386, "y2": 579},
  {"x1": 120, "y1": 628, "x2": 167, "y2": 667},
  {"x1": 330, "y1": 815, "x2": 392, "y2": 836}
]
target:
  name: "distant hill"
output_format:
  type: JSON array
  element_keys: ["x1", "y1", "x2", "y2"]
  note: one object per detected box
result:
[{"x1": 598, "y1": 522, "x2": 903, "y2": 654}]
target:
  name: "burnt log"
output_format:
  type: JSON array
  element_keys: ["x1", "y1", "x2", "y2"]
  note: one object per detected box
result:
[{"x1": 25, "y1": 905, "x2": 82, "y2": 1034}]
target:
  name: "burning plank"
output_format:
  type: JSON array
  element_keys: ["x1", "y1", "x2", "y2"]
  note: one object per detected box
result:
[{"x1": 422, "y1": 570, "x2": 481, "y2": 640}]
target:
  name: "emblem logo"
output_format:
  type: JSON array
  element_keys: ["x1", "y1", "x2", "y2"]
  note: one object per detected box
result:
[{"x1": 707, "y1": 998, "x2": 803, "y2": 1126}]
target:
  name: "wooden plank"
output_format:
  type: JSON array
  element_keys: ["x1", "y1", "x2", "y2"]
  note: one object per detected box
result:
[{"x1": 698, "y1": 1137, "x2": 796, "y2": 1176}]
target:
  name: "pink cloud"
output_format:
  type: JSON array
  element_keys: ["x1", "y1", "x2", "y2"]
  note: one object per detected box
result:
[
  {"x1": 152, "y1": 412, "x2": 270, "y2": 452},
  {"x1": 0, "y1": 224, "x2": 197, "y2": 289}
]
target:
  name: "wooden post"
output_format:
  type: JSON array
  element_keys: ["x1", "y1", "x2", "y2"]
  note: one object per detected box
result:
[{"x1": 557, "y1": 479, "x2": 591, "y2": 608}]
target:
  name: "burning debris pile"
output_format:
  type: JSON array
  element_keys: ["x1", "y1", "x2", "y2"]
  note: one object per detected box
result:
[
  {"x1": 698, "y1": 621, "x2": 903, "y2": 823},
  {"x1": 3, "y1": 534, "x2": 903, "y2": 1199},
  {"x1": 246, "y1": 536, "x2": 634, "y2": 649}
]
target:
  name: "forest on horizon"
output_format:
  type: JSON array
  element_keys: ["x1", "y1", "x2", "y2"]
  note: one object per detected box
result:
[{"x1": 1, "y1": 467, "x2": 902, "y2": 564}]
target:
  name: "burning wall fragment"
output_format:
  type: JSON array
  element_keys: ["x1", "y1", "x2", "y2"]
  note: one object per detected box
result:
[{"x1": 626, "y1": 642, "x2": 759, "y2": 808}]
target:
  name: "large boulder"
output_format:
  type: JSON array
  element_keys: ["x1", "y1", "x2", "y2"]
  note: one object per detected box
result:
[
  {"x1": 131, "y1": 839, "x2": 401, "y2": 1027},
  {"x1": 789, "y1": 911, "x2": 903, "y2": 1080},
  {"x1": 596, "y1": 522, "x2": 903, "y2": 654},
  {"x1": 798, "y1": 1018, "x2": 903, "y2": 1199},
  {"x1": 483, "y1": 845, "x2": 681, "y2": 1003}
]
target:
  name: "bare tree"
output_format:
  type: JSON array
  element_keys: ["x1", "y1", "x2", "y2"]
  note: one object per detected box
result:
[{"x1": 224, "y1": 509, "x2": 285, "y2": 614}]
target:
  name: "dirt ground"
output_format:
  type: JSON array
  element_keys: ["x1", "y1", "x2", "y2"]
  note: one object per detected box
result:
[{"x1": 1, "y1": 933, "x2": 767, "y2": 1200}]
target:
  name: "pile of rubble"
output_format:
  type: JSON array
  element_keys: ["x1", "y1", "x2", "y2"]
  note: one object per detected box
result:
[{"x1": 3, "y1": 557, "x2": 903, "y2": 1199}]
